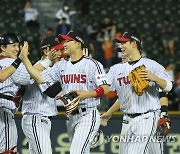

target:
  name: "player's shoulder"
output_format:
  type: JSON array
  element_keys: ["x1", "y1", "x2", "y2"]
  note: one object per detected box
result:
[
  {"x1": 0, "y1": 57, "x2": 14, "y2": 62},
  {"x1": 114, "y1": 61, "x2": 126, "y2": 67},
  {"x1": 0, "y1": 57, "x2": 14, "y2": 65},
  {"x1": 83, "y1": 56, "x2": 102, "y2": 65},
  {"x1": 55, "y1": 57, "x2": 69, "y2": 65},
  {"x1": 141, "y1": 57, "x2": 165, "y2": 71},
  {"x1": 109, "y1": 62, "x2": 124, "y2": 71},
  {"x1": 141, "y1": 57, "x2": 161, "y2": 66},
  {"x1": 83, "y1": 56, "x2": 96, "y2": 62}
]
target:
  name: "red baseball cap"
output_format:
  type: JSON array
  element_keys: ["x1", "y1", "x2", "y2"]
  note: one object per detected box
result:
[
  {"x1": 115, "y1": 30, "x2": 141, "y2": 43},
  {"x1": 52, "y1": 42, "x2": 64, "y2": 50},
  {"x1": 58, "y1": 30, "x2": 85, "y2": 45}
]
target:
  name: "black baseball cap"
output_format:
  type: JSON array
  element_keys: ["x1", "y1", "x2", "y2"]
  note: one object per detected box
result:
[
  {"x1": 41, "y1": 35, "x2": 64, "y2": 50},
  {"x1": 1, "y1": 33, "x2": 20, "y2": 45},
  {"x1": 59, "y1": 30, "x2": 85, "y2": 45},
  {"x1": 115, "y1": 30, "x2": 141, "y2": 43}
]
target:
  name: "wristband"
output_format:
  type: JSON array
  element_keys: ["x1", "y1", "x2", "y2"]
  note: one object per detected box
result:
[
  {"x1": 95, "y1": 86, "x2": 104, "y2": 97},
  {"x1": 161, "y1": 105, "x2": 168, "y2": 112},
  {"x1": 160, "y1": 105, "x2": 168, "y2": 117},
  {"x1": 11, "y1": 58, "x2": 21, "y2": 69},
  {"x1": 163, "y1": 80, "x2": 172, "y2": 92},
  {"x1": 40, "y1": 57, "x2": 52, "y2": 69},
  {"x1": 159, "y1": 92, "x2": 167, "y2": 98}
]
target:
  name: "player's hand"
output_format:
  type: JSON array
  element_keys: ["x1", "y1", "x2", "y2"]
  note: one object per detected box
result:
[
  {"x1": 155, "y1": 114, "x2": 171, "y2": 140},
  {"x1": 53, "y1": 51, "x2": 62, "y2": 63},
  {"x1": 74, "y1": 90, "x2": 93, "y2": 100},
  {"x1": 100, "y1": 112, "x2": 112, "y2": 126},
  {"x1": 140, "y1": 70, "x2": 158, "y2": 82},
  {"x1": 47, "y1": 49, "x2": 57, "y2": 61},
  {"x1": 19, "y1": 41, "x2": 29, "y2": 61}
]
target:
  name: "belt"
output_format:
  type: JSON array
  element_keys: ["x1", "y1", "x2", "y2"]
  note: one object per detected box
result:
[
  {"x1": 24, "y1": 113, "x2": 53, "y2": 120},
  {"x1": 0, "y1": 93, "x2": 13, "y2": 101},
  {"x1": 71, "y1": 108, "x2": 86, "y2": 115},
  {"x1": 125, "y1": 111, "x2": 150, "y2": 118}
]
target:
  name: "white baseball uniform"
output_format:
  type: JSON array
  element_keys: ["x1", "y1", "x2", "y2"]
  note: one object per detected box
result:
[
  {"x1": 106, "y1": 57, "x2": 172, "y2": 154},
  {"x1": 0, "y1": 57, "x2": 30, "y2": 153},
  {"x1": 39, "y1": 56, "x2": 107, "y2": 154},
  {"x1": 21, "y1": 61, "x2": 58, "y2": 154}
]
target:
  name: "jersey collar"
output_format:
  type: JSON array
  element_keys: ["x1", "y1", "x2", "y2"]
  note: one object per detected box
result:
[
  {"x1": 128, "y1": 57, "x2": 142, "y2": 65},
  {"x1": 71, "y1": 55, "x2": 84, "y2": 64}
]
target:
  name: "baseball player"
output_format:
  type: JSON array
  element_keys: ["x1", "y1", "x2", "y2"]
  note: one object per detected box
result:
[
  {"x1": 101, "y1": 48, "x2": 170, "y2": 154},
  {"x1": 0, "y1": 33, "x2": 30, "y2": 153},
  {"x1": 21, "y1": 35, "x2": 63, "y2": 154},
  {"x1": 104, "y1": 30, "x2": 173, "y2": 154},
  {"x1": 19, "y1": 30, "x2": 109, "y2": 154}
]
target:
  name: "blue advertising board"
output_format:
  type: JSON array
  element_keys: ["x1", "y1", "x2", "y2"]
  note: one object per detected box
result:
[{"x1": 16, "y1": 114, "x2": 180, "y2": 154}]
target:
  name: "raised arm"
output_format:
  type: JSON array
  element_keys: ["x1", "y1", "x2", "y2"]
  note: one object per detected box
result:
[
  {"x1": 19, "y1": 42, "x2": 44, "y2": 84},
  {"x1": 0, "y1": 42, "x2": 27, "y2": 82}
]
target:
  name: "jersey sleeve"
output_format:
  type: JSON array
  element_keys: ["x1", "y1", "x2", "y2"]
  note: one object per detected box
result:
[
  {"x1": 106, "y1": 66, "x2": 116, "y2": 91},
  {"x1": 89, "y1": 60, "x2": 107, "y2": 86},
  {"x1": 39, "y1": 63, "x2": 60, "y2": 92},
  {"x1": 11, "y1": 63, "x2": 31, "y2": 85},
  {"x1": 152, "y1": 61, "x2": 173, "y2": 82},
  {"x1": 0, "y1": 58, "x2": 14, "y2": 69}
]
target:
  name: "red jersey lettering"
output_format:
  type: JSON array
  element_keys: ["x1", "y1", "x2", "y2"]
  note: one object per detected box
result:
[
  {"x1": 60, "y1": 74, "x2": 86, "y2": 84},
  {"x1": 117, "y1": 76, "x2": 130, "y2": 86}
]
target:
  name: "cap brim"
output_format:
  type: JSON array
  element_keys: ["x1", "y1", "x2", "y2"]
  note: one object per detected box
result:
[
  {"x1": 115, "y1": 37, "x2": 130, "y2": 43},
  {"x1": 52, "y1": 42, "x2": 64, "y2": 50},
  {"x1": 59, "y1": 34, "x2": 75, "y2": 41}
]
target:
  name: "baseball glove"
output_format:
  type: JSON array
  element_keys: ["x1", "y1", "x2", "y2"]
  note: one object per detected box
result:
[
  {"x1": 13, "y1": 86, "x2": 26, "y2": 108},
  {"x1": 129, "y1": 65, "x2": 149, "y2": 96},
  {"x1": 56, "y1": 91, "x2": 80, "y2": 115},
  {"x1": 155, "y1": 115, "x2": 171, "y2": 139}
]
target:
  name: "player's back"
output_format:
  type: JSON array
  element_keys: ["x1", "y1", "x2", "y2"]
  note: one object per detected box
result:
[
  {"x1": 22, "y1": 81, "x2": 57, "y2": 116},
  {"x1": 22, "y1": 60, "x2": 58, "y2": 117}
]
